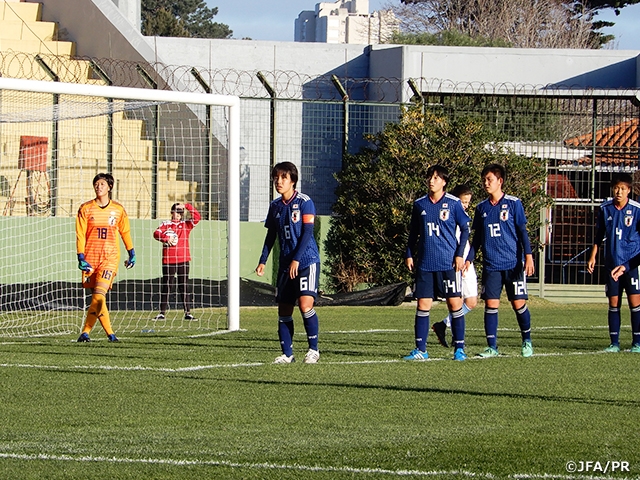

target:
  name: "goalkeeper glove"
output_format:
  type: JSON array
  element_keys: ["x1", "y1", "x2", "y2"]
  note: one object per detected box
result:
[
  {"x1": 77, "y1": 253, "x2": 92, "y2": 273},
  {"x1": 125, "y1": 248, "x2": 136, "y2": 269}
]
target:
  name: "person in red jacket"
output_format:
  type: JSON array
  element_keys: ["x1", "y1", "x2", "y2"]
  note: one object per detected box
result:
[{"x1": 153, "y1": 202, "x2": 200, "y2": 320}]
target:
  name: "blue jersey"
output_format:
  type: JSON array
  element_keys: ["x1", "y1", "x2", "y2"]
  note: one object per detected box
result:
[
  {"x1": 471, "y1": 194, "x2": 532, "y2": 272},
  {"x1": 406, "y1": 192, "x2": 470, "y2": 272},
  {"x1": 260, "y1": 191, "x2": 320, "y2": 270},
  {"x1": 594, "y1": 198, "x2": 640, "y2": 271}
]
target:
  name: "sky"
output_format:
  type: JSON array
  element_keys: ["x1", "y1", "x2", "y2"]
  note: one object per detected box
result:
[{"x1": 207, "y1": 0, "x2": 640, "y2": 50}]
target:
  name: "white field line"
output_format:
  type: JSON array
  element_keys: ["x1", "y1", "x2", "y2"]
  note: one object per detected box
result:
[
  {"x1": 0, "y1": 452, "x2": 633, "y2": 480},
  {"x1": 322, "y1": 325, "x2": 611, "y2": 335},
  {"x1": 0, "y1": 348, "x2": 622, "y2": 374}
]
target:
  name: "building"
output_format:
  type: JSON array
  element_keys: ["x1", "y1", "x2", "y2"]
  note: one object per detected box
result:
[{"x1": 295, "y1": 0, "x2": 397, "y2": 44}]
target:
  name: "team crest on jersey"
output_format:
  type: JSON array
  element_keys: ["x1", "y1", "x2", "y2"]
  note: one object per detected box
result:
[
  {"x1": 109, "y1": 212, "x2": 117, "y2": 226},
  {"x1": 500, "y1": 209, "x2": 509, "y2": 222},
  {"x1": 291, "y1": 210, "x2": 300, "y2": 223},
  {"x1": 625, "y1": 215, "x2": 633, "y2": 227},
  {"x1": 439, "y1": 209, "x2": 450, "y2": 221}
]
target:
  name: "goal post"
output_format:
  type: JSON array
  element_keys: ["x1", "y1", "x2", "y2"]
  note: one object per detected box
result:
[{"x1": 0, "y1": 77, "x2": 240, "y2": 335}]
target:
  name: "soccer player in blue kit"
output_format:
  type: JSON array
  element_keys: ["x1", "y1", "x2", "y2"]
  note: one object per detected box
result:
[
  {"x1": 470, "y1": 164, "x2": 534, "y2": 358},
  {"x1": 405, "y1": 165, "x2": 471, "y2": 361},
  {"x1": 256, "y1": 162, "x2": 321, "y2": 364},
  {"x1": 587, "y1": 173, "x2": 640, "y2": 353}
]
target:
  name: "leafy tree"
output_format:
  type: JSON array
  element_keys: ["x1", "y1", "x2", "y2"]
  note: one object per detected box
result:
[
  {"x1": 324, "y1": 106, "x2": 551, "y2": 292},
  {"x1": 388, "y1": 30, "x2": 512, "y2": 47},
  {"x1": 142, "y1": 0, "x2": 232, "y2": 38}
]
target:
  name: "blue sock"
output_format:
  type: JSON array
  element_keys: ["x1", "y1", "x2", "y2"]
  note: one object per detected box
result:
[
  {"x1": 484, "y1": 307, "x2": 499, "y2": 349},
  {"x1": 450, "y1": 308, "x2": 465, "y2": 350},
  {"x1": 278, "y1": 316, "x2": 294, "y2": 356},
  {"x1": 630, "y1": 305, "x2": 640, "y2": 347},
  {"x1": 608, "y1": 306, "x2": 621, "y2": 346},
  {"x1": 515, "y1": 304, "x2": 531, "y2": 343},
  {"x1": 444, "y1": 302, "x2": 471, "y2": 328},
  {"x1": 414, "y1": 309, "x2": 430, "y2": 352},
  {"x1": 302, "y1": 308, "x2": 319, "y2": 351}
]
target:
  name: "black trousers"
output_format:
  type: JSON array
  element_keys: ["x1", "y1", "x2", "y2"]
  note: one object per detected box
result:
[{"x1": 160, "y1": 262, "x2": 191, "y2": 313}]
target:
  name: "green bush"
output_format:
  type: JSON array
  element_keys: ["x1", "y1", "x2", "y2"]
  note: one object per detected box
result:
[{"x1": 325, "y1": 105, "x2": 551, "y2": 292}]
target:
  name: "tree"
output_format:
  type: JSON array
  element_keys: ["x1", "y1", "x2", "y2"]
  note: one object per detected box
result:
[
  {"x1": 142, "y1": 0, "x2": 232, "y2": 39},
  {"x1": 397, "y1": 0, "x2": 640, "y2": 47},
  {"x1": 388, "y1": 0, "x2": 599, "y2": 48},
  {"x1": 324, "y1": 106, "x2": 551, "y2": 292},
  {"x1": 389, "y1": 30, "x2": 512, "y2": 47}
]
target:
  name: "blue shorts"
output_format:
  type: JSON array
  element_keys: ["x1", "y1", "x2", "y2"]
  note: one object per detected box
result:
[
  {"x1": 605, "y1": 266, "x2": 640, "y2": 298},
  {"x1": 481, "y1": 267, "x2": 528, "y2": 301},
  {"x1": 413, "y1": 269, "x2": 462, "y2": 300},
  {"x1": 276, "y1": 263, "x2": 320, "y2": 305}
]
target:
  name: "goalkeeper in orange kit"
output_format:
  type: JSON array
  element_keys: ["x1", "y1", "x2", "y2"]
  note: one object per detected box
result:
[{"x1": 75, "y1": 173, "x2": 136, "y2": 342}]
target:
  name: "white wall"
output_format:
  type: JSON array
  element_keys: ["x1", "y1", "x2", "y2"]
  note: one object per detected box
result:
[
  {"x1": 109, "y1": 0, "x2": 140, "y2": 31},
  {"x1": 370, "y1": 44, "x2": 640, "y2": 100}
]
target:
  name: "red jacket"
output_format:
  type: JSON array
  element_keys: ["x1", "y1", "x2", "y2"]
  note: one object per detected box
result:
[{"x1": 153, "y1": 203, "x2": 201, "y2": 264}]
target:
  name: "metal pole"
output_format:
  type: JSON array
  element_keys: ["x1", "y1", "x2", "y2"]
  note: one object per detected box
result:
[
  {"x1": 407, "y1": 78, "x2": 425, "y2": 114},
  {"x1": 191, "y1": 68, "x2": 213, "y2": 220},
  {"x1": 90, "y1": 60, "x2": 114, "y2": 175},
  {"x1": 331, "y1": 75, "x2": 349, "y2": 162},
  {"x1": 35, "y1": 55, "x2": 59, "y2": 217},
  {"x1": 257, "y1": 71, "x2": 277, "y2": 201},
  {"x1": 136, "y1": 65, "x2": 159, "y2": 219}
]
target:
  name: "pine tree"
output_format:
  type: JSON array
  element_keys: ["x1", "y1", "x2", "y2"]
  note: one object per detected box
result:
[{"x1": 142, "y1": 0, "x2": 232, "y2": 39}]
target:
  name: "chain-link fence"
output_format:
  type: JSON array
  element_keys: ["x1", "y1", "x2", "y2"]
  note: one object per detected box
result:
[{"x1": 1, "y1": 51, "x2": 639, "y2": 287}]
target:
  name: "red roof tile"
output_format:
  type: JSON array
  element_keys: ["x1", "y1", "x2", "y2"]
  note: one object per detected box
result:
[{"x1": 564, "y1": 118, "x2": 639, "y2": 154}]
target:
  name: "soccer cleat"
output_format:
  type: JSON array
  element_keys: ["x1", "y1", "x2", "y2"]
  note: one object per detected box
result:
[
  {"x1": 303, "y1": 349, "x2": 320, "y2": 364},
  {"x1": 273, "y1": 354, "x2": 295, "y2": 364},
  {"x1": 153, "y1": 313, "x2": 165, "y2": 321},
  {"x1": 77, "y1": 333, "x2": 90, "y2": 343},
  {"x1": 521, "y1": 341, "x2": 533, "y2": 358},
  {"x1": 108, "y1": 334, "x2": 119, "y2": 342},
  {"x1": 477, "y1": 347, "x2": 499, "y2": 358},
  {"x1": 631, "y1": 344, "x2": 640, "y2": 353},
  {"x1": 403, "y1": 348, "x2": 429, "y2": 361},
  {"x1": 184, "y1": 313, "x2": 196, "y2": 321},
  {"x1": 431, "y1": 321, "x2": 449, "y2": 348},
  {"x1": 603, "y1": 343, "x2": 620, "y2": 353},
  {"x1": 453, "y1": 348, "x2": 467, "y2": 361}
]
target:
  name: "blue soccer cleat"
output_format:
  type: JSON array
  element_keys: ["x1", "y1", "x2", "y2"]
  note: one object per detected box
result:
[
  {"x1": 603, "y1": 343, "x2": 620, "y2": 353},
  {"x1": 403, "y1": 348, "x2": 429, "y2": 361},
  {"x1": 631, "y1": 344, "x2": 640, "y2": 353},
  {"x1": 77, "y1": 333, "x2": 90, "y2": 343},
  {"x1": 521, "y1": 341, "x2": 534, "y2": 357},
  {"x1": 107, "y1": 334, "x2": 120, "y2": 342},
  {"x1": 453, "y1": 348, "x2": 467, "y2": 361}
]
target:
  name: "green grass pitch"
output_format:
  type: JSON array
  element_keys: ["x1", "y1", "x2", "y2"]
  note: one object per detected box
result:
[{"x1": 0, "y1": 299, "x2": 639, "y2": 479}]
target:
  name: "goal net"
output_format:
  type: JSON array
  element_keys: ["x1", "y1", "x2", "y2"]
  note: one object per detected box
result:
[{"x1": 0, "y1": 77, "x2": 240, "y2": 337}]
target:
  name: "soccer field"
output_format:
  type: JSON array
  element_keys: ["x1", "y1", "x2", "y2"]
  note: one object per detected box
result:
[{"x1": 0, "y1": 299, "x2": 639, "y2": 479}]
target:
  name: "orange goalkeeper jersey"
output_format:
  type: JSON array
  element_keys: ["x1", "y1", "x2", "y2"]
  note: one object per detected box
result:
[{"x1": 76, "y1": 199, "x2": 134, "y2": 271}]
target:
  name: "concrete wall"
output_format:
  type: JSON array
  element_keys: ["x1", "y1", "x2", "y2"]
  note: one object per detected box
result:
[
  {"x1": 109, "y1": 0, "x2": 139, "y2": 32},
  {"x1": 39, "y1": 0, "x2": 160, "y2": 81},
  {"x1": 369, "y1": 45, "x2": 640, "y2": 102},
  {"x1": 149, "y1": 37, "x2": 373, "y2": 82}
]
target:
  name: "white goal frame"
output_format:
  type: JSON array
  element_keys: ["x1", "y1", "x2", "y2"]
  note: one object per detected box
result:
[{"x1": 0, "y1": 77, "x2": 241, "y2": 332}]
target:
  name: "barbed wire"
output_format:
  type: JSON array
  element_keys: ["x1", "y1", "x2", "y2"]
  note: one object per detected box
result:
[{"x1": 2, "y1": 51, "x2": 639, "y2": 104}]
